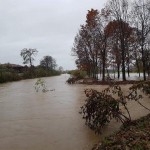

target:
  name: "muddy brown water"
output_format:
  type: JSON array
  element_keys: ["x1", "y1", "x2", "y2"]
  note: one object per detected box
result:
[{"x1": 0, "y1": 74, "x2": 149, "y2": 150}]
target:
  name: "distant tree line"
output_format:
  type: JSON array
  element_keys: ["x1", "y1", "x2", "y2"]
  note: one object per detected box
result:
[
  {"x1": 72, "y1": 0, "x2": 150, "y2": 81},
  {"x1": 20, "y1": 48, "x2": 57, "y2": 71},
  {"x1": 20, "y1": 48, "x2": 62, "y2": 78},
  {"x1": 0, "y1": 48, "x2": 62, "y2": 83}
]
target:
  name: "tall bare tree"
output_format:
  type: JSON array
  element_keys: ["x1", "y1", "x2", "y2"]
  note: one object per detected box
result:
[
  {"x1": 106, "y1": 0, "x2": 130, "y2": 81},
  {"x1": 20, "y1": 48, "x2": 38, "y2": 67},
  {"x1": 132, "y1": 0, "x2": 150, "y2": 80},
  {"x1": 72, "y1": 9, "x2": 100, "y2": 79}
]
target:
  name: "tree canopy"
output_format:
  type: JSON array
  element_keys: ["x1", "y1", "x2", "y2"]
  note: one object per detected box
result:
[
  {"x1": 20, "y1": 48, "x2": 38, "y2": 67},
  {"x1": 72, "y1": 0, "x2": 150, "y2": 81},
  {"x1": 40, "y1": 55, "x2": 57, "y2": 71}
]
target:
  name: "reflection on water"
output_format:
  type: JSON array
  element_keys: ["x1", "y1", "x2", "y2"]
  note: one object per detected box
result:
[{"x1": 0, "y1": 74, "x2": 149, "y2": 150}]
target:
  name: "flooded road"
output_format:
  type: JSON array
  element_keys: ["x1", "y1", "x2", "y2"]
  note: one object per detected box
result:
[{"x1": 0, "y1": 74, "x2": 149, "y2": 150}]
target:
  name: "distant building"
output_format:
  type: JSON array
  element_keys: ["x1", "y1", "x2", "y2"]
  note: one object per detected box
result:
[{"x1": 0, "y1": 63, "x2": 28, "y2": 73}]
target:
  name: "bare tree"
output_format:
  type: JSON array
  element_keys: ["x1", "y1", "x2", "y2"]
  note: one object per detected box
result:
[
  {"x1": 72, "y1": 9, "x2": 100, "y2": 79},
  {"x1": 132, "y1": 0, "x2": 150, "y2": 80},
  {"x1": 106, "y1": 0, "x2": 130, "y2": 81},
  {"x1": 20, "y1": 48, "x2": 38, "y2": 67},
  {"x1": 72, "y1": 9, "x2": 110, "y2": 81}
]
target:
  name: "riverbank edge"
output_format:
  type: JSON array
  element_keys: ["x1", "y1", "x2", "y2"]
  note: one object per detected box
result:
[
  {"x1": 0, "y1": 74, "x2": 61, "y2": 84},
  {"x1": 92, "y1": 113, "x2": 150, "y2": 150},
  {"x1": 78, "y1": 80, "x2": 144, "y2": 85},
  {"x1": 66, "y1": 75, "x2": 148, "y2": 85}
]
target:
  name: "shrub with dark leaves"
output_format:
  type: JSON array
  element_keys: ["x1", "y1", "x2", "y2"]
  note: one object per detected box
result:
[{"x1": 80, "y1": 81, "x2": 150, "y2": 134}]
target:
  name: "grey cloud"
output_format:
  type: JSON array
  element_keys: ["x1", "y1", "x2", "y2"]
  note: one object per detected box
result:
[{"x1": 0, "y1": 0, "x2": 105, "y2": 69}]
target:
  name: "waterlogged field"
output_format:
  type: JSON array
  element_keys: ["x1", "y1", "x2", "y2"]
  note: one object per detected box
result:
[
  {"x1": 98, "y1": 72, "x2": 147, "y2": 81},
  {"x1": 0, "y1": 74, "x2": 149, "y2": 150}
]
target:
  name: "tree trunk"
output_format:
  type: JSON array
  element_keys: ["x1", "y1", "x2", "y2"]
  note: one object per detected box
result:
[
  {"x1": 121, "y1": 45, "x2": 126, "y2": 81},
  {"x1": 102, "y1": 50, "x2": 106, "y2": 81},
  {"x1": 120, "y1": 21, "x2": 126, "y2": 81},
  {"x1": 141, "y1": 23, "x2": 146, "y2": 81},
  {"x1": 127, "y1": 62, "x2": 130, "y2": 77},
  {"x1": 136, "y1": 59, "x2": 140, "y2": 77},
  {"x1": 142, "y1": 45, "x2": 146, "y2": 80},
  {"x1": 117, "y1": 64, "x2": 120, "y2": 79}
]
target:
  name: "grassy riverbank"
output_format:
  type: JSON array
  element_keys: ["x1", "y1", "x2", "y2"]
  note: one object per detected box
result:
[
  {"x1": 0, "y1": 67, "x2": 61, "y2": 83},
  {"x1": 93, "y1": 114, "x2": 150, "y2": 150}
]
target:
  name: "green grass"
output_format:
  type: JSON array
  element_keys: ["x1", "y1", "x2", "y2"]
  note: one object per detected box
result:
[
  {"x1": 0, "y1": 68, "x2": 61, "y2": 83},
  {"x1": 0, "y1": 71, "x2": 22, "y2": 83}
]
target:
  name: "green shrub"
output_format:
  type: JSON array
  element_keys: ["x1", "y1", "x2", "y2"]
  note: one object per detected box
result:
[
  {"x1": 22, "y1": 68, "x2": 60, "y2": 79},
  {"x1": 0, "y1": 71, "x2": 21, "y2": 83},
  {"x1": 68, "y1": 70, "x2": 87, "y2": 79},
  {"x1": 0, "y1": 67, "x2": 61, "y2": 83}
]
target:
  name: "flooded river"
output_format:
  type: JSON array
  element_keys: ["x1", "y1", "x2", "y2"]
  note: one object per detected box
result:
[{"x1": 0, "y1": 74, "x2": 149, "y2": 150}]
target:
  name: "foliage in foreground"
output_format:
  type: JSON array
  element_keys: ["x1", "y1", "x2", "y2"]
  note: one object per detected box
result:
[
  {"x1": 93, "y1": 114, "x2": 150, "y2": 150},
  {"x1": 80, "y1": 81, "x2": 150, "y2": 134}
]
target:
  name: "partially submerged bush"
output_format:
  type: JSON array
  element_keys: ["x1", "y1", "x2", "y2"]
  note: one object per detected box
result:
[
  {"x1": 130, "y1": 80, "x2": 150, "y2": 96},
  {"x1": 66, "y1": 77, "x2": 77, "y2": 84},
  {"x1": 34, "y1": 78, "x2": 49, "y2": 92},
  {"x1": 80, "y1": 81, "x2": 150, "y2": 134},
  {"x1": 68, "y1": 70, "x2": 87, "y2": 79}
]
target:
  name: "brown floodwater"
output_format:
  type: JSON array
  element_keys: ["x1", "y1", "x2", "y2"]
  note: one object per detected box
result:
[{"x1": 0, "y1": 74, "x2": 149, "y2": 150}]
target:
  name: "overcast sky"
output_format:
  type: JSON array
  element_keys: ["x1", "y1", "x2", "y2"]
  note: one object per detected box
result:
[{"x1": 0, "y1": 0, "x2": 105, "y2": 70}]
